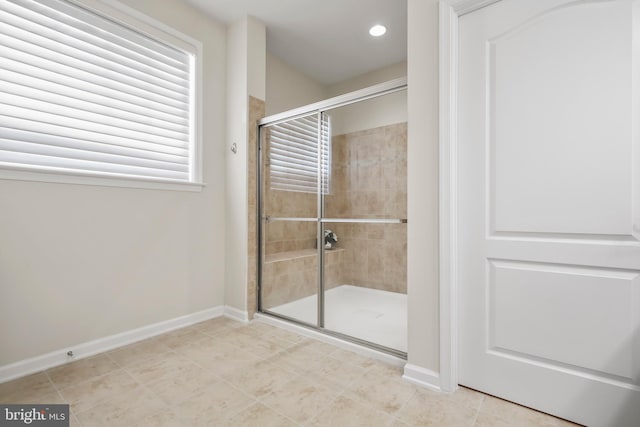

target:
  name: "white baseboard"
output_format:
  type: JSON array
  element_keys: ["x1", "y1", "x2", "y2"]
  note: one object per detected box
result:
[
  {"x1": 224, "y1": 306, "x2": 249, "y2": 323},
  {"x1": 402, "y1": 363, "x2": 443, "y2": 392},
  {"x1": 0, "y1": 305, "x2": 225, "y2": 384},
  {"x1": 253, "y1": 313, "x2": 406, "y2": 368}
]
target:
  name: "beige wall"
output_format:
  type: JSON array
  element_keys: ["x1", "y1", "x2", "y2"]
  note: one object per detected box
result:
[
  {"x1": 224, "y1": 17, "x2": 266, "y2": 313},
  {"x1": 265, "y1": 53, "x2": 327, "y2": 116},
  {"x1": 327, "y1": 63, "x2": 407, "y2": 136},
  {"x1": 327, "y1": 62, "x2": 407, "y2": 96},
  {"x1": 407, "y1": 0, "x2": 440, "y2": 372},
  {"x1": 0, "y1": 0, "x2": 227, "y2": 366}
]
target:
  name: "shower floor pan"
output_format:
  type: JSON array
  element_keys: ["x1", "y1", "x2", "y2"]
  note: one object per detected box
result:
[{"x1": 267, "y1": 284, "x2": 407, "y2": 352}]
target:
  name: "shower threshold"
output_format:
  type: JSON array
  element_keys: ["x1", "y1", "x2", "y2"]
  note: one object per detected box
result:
[{"x1": 266, "y1": 284, "x2": 407, "y2": 353}]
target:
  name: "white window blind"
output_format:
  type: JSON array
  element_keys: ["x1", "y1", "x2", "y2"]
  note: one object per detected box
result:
[
  {"x1": 0, "y1": 0, "x2": 196, "y2": 182},
  {"x1": 269, "y1": 113, "x2": 331, "y2": 194}
]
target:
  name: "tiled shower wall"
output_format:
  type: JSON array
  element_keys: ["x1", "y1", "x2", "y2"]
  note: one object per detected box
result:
[
  {"x1": 327, "y1": 122, "x2": 407, "y2": 293},
  {"x1": 259, "y1": 121, "x2": 407, "y2": 310}
]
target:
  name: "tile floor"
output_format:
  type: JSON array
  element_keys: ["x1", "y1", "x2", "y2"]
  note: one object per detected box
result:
[{"x1": 0, "y1": 318, "x2": 579, "y2": 426}]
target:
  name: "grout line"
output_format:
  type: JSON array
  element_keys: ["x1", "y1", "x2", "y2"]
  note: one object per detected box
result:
[
  {"x1": 470, "y1": 394, "x2": 486, "y2": 426},
  {"x1": 43, "y1": 369, "x2": 69, "y2": 411}
]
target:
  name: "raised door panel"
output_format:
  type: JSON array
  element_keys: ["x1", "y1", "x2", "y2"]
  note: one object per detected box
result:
[{"x1": 488, "y1": 1, "x2": 635, "y2": 237}]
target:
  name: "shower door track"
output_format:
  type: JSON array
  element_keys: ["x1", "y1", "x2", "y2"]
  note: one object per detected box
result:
[
  {"x1": 260, "y1": 310, "x2": 408, "y2": 359},
  {"x1": 256, "y1": 77, "x2": 408, "y2": 359}
]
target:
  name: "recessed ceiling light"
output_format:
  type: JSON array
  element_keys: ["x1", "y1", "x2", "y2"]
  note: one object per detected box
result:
[{"x1": 369, "y1": 24, "x2": 386, "y2": 37}]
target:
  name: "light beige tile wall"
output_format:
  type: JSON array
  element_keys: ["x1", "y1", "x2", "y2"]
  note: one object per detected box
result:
[
  {"x1": 328, "y1": 122, "x2": 407, "y2": 294},
  {"x1": 258, "y1": 122, "x2": 407, "y2": 310},
  {"x1": 261, "y1": 249, "x2": 344, "y2": 309}
]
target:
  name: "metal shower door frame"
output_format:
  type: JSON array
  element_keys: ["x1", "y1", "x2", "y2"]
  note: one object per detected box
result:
[{"x1": 256, "y1": 77, "x2": 408, "y2": 358}]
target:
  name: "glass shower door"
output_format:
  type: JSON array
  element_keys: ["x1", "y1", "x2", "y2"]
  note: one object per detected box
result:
[
  {"x1": 259, "y1": 113, "x2": 322, "y2": 327},
  {"x1": 321, "y1": 92, "x2": 408, "y2": 353},
  {"x1": 258, "y1": 80, "x2": 408, "y2": 356}
]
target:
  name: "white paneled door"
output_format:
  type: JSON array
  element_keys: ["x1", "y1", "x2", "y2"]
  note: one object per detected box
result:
[{"x1": 457, "y1": 0, "x2": 640, "y2": 425}]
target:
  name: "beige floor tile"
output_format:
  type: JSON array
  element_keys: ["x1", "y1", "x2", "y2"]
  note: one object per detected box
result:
[
  {"x1": 2, "y1": 390, "x2": 63, "y2": 405},
  {"x1": 182, "y1": 332, "x2": 235, "y2": 351},
  {"x1": 47, "y1": 354, "x2": 120, "y2": 389},
  {"x1": 347, "y1": 368, "x2": 417, "y2": 414},
  {"x1": 307, "y1": 395, "x2": 394, "y2": 427},
  {"x1": 389, "y1": 418, "x2": 412, "y2": 427},
  {"x1": 234, "y1": 322, "x2": 281, "y2": 338},
  {"x1": 194, "y1": 317, "x2": 243, "y2": 336},
  {"x1": 416, "y1": 386, "x2": 485, "y2": 410},
  {"x1": 124, "y1": 352, "x2": 198, "y2": 385},
  {"x1": 259, "y1": 375, "x2": 340, "y2": 423},
  {"x1": 59, "y1": 369, "x2": 139, "y2": 413},
  {"x1": 223, "y1": 359, "x2": 298, "y2": 398},
  {"x1": 196, "y1": 347, "x2": 262, "y2": 377},
  {"x1": 306, "y1": 355, "x2": 367, "y2": 388},
  {"x1": 68, "y1": 413, "x2": 82, "y2": 427},
  {"x1": 0, "y1": 372, "x2": 58, "y2": 404},
  {"x1": 138, "y1": 409, "x2": 184, "y2": 427},
  {"x1": 172, "y1": 381, "x2": 255, "y2": 426},
  {"x1": 243, "y1": 334, "x2": 297, "y2": 355},
  {"x1": 267, "y1": 342, "x2": 328, "y2": 373},
  {"x1": 74, "y1": 386, "x2": 164, "y2": 427},
  {"x1": 221, "y1": 402, "x2": 297, "y2": 427},
  {"x1": 398, "y1": 399, "x2": 478, "y2": 427},
  {"x1": 396, "y1": 387, "x2": 482, "y2": 427},
  {"x1": 365, "y1": 360, "x2": 406, "y2": 379},
  {"x1": 210, "y1": 328, "x2": 262, "y2": 351},
  {"x1": 329, "y1": 347, "x2": 378, "y2": 369},
  {"x1": 265, "y1": 327, "x2": 308, "y2": 344},
  {"x1": 144, "y1": 362, "x2": 219, "y2": 404},
  {"x1": 478, "y1": 395, "x2": 568, "y2": 427},
  {"x1": 176, "y1": 334, "x2": 240, "y2": 363},
  {"x1": 107, "y1": 338, "x2": 172, "y2": 367},
  {"x1": 298, "y1": 338, "x2": 340, "y2": 355},
  {"x1": 152, "y1": 327, "x2": 209, "y2": 350}
]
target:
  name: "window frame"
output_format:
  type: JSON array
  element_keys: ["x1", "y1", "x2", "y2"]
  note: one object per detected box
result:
[{"x1": 0, "y1": 0, "x2": 204, "y2": 192}]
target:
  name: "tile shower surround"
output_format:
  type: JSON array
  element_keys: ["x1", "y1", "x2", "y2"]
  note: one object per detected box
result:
[
  {"x1": 261, "y1": 122, "x2": 407, "y2": 310},
  {"x1": 0, "y1": 318, "x2": 578, "y2": 426}
]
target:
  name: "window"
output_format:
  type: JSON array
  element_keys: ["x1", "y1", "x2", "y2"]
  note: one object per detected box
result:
[
  {"x1": 269, "y1": 113, "x2": 331, "y2": 194},
  {"x1": 0, "y1": 0, "x2": 200, "y2": 188}
]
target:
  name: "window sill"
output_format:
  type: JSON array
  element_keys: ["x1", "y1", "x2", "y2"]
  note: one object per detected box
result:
[{"x1": 0, "y1": 168, "x2": 205, "y2": 192}]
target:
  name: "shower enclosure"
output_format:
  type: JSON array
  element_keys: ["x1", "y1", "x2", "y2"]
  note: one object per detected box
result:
[{"x1": 257, "y1": 79, "x2": 407, "y2": 356}]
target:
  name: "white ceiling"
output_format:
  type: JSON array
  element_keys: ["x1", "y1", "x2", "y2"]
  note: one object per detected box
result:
[{"x1": 183, "y1": 0, "x2": 407, "y2": 85}]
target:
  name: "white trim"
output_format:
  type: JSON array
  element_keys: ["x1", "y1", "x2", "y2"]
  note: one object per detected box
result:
[
  {"x1": 439, "y1": 0, "x2": 458, "y2": 394},
  {"x1": 452, "y1": 0, "x2": 501, "y2": 16},
  {"x1": 402, "y1": 363, "x2": 442, "y2": 392},
  {"x1": 0, "y1": 306, "x2": 224, "y2": 384},
  {"x1": 0, "y1": 168, "x2": 205, "y2": 192},
  {"x1": 224, "y1": 306, "x2": 250, "y2": 323},
  {"x1": 439, "y1": 0, "x2": 496, "y2": 394},
  {"x1": 439, "y1": 0, "x2": 501, "y2": 394},
  {"x1": 254, "y1": 313, "x2": 406, "y2": 368}
]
